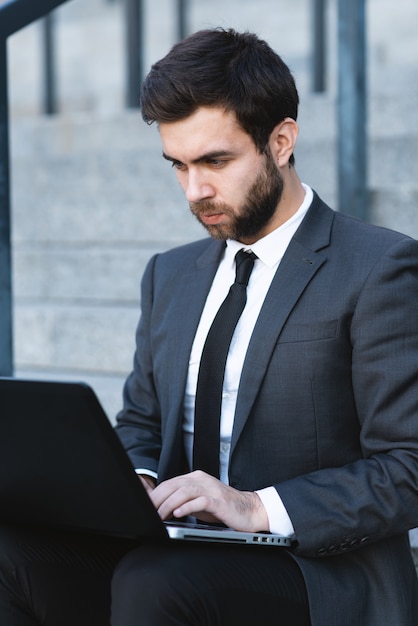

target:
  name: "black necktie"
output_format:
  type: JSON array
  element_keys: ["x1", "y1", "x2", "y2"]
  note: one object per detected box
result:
[{"x1": 193, "y1": 249, "x2": 257, "y2": 477}]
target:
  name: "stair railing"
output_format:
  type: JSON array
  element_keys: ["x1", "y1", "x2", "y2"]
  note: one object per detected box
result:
[{"x1": 0, "y1": 0, "x2": 71, "y2": 376}]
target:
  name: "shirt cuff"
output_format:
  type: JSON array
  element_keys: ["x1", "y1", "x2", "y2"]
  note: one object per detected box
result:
[
  {"x1": 135, "y1": 468, "x2": 158, "y2": 481},
  {"x1": 256, "y1": 486, "x2": 295, "y2": 538}
]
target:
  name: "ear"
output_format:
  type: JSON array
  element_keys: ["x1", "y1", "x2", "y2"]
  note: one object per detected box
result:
[{"x1": 268, "y1": 118, "x2": 299, "y2": 168}]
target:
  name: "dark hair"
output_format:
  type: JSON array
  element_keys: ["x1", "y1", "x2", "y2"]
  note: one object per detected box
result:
[{"x1": 140, "y1": 28, "x2": 299, "y2": 164}]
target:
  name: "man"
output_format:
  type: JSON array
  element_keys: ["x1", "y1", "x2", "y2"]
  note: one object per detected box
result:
[
  {"x1": 112, "y1": 28, "x2": 418, "y2": 625},
  {"x1": 0, "y1": 27, "x2": 418, "y2": 626}
]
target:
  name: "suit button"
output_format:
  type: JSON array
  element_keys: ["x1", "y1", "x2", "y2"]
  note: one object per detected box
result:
[
  {"x1": 317, "y1": 547, "x2": 327, "y2": 556},
  {"x1": 327, "y1": 545, "x2": 338, "y2": 554},
  {"x1": 360, "y1": 536, "x2": 370, "y2": 545}
]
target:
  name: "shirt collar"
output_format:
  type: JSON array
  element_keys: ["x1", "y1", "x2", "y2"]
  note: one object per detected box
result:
[{"x1": 226, "y1": 184, "x2": 313, "y2": 268}]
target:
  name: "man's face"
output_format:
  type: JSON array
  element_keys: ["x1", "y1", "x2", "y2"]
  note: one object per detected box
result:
[{"x1": 159, "y1": 107, "x2": 284, "y2": 244}]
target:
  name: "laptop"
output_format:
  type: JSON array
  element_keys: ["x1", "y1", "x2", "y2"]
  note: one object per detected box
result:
[{"x1": 0, "y1": 378, "x2": 292, "y2": 548}]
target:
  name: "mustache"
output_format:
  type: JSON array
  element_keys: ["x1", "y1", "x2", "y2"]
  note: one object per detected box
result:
[{"x1": 190, "y1": 200, "x2": 232, "y2": 216}]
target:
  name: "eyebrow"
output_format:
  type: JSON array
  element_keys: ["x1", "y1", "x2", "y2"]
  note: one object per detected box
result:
[{"x1": 162, "y1": 150, "x2": 235, "y2": 165}]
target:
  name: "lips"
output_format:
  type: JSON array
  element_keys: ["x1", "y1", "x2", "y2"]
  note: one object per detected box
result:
[{"x1": 199, "y1": 213, "x2": 225, "y2": 225}]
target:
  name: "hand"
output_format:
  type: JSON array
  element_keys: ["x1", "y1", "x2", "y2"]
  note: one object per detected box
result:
[
  {"x1": 149, "y1": 470, "x2": 269, "y2": 533},
  {"x1": 138, "y1": 474, "x2": 156, "y2": 495}
]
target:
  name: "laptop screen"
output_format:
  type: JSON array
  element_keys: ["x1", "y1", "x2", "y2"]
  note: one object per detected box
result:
[{"x1": 0, "y1": 378, "x2": 168, "y2": 541}]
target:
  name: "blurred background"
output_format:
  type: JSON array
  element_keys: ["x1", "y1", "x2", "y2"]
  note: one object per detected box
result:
[{"x1": 4, "y1": 0, "x2": 417, "y2": 424}]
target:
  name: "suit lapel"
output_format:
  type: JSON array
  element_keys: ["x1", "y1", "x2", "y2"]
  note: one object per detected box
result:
[{"x1": 231, "y1": 194, "x2": 335, "y2": 451}]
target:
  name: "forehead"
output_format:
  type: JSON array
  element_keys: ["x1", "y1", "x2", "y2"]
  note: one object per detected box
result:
[{"x1": 159, "y1": 106, "x2": 256, "y2": 162}]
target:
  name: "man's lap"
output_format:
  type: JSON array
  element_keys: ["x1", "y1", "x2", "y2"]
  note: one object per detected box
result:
[
  {"x1": 111, "y1": 540, "x2": 310, "y2": 625},
  {"x1": 0, "y1": 525, "x2": 310, "y2": 626}
]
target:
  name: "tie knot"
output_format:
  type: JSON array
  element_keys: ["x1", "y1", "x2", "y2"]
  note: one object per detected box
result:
[{"x1": 234, "y1": 249, "x2": 257, "y2": 286}]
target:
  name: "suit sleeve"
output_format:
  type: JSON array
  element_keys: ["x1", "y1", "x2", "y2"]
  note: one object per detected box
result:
[
  {"x1": 114, "y1": 254, "x2": 163, "y2": 474},
  {"x1": 277, "y1": 237, "x2": 418, "y2": 557}
]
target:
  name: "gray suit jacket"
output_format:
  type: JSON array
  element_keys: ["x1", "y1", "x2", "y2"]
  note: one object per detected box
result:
[{"x1": 116, "y1": 193, "x2": 418, "y2": 625}]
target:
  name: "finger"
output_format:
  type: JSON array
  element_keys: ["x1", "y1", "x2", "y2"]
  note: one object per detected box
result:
[
  {"x1": 149, "y1": 476, "x2": 185, "y2": 510},
  {"x1": 171, "y1": 495, "x2": 213, "y2": 520},
  {"x1": 155, "y1": 485, "x2": 211, "y2": 520},
  {"x1": 150, "y1": 471, "x2": 211, "y2": 510}
]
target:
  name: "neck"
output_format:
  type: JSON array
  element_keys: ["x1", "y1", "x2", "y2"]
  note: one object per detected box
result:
[{"x1": 275, "y1": 167, "x2": 306, "y2": 225}]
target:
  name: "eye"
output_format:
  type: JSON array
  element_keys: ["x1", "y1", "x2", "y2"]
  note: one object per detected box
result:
[
  {"x1": 206, "y1": 158, "x2": 226, "y2": 168},
  {"x1": 170, "y1": 160, "x2": 186, "y2": 171}
]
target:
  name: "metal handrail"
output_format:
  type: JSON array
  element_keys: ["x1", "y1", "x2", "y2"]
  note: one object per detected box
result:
[
  {"x1": 42, "y1": 13, "x2": 57, "y2": 115},
  {"x1": 0, "y1": 0, "x2": 72, "y2": 375},
  {"x1": 0, "y1": 0, "x2": 69, "y2": 37},
  {"x1": 312, "y1": 0, "x2": 326, "y2": 93},
  {"x1": 125, "y1": 0, "x2": 189, "y2": 108},
  {"x1": 337, "y1": 0, "x2": 367, "y2": 219}
]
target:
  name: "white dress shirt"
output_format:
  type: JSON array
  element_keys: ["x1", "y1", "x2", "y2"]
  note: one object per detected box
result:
[{"x1": 182, "y1": 185, "x2": 313, "y2": 535}]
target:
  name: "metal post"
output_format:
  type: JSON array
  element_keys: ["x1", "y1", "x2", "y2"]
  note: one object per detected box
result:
[
  {"x1": 177, "y1": 0, "x2": 188, "y2": 41},
  {"x1": 42, "y1": 12, "x2": 57, "y2": 114},
  {"x1": 0, "y1": 39, "x2": 13, "y2": 376},
  {"x1": 125, "y1": 0, "x2": 143, "y2": 108},
  {"x1": 312, "y1": 0, "x2": 326, "y2": 92},
  {"x1": 337, "y1": 0, "x2": 368, "y2": 219}
]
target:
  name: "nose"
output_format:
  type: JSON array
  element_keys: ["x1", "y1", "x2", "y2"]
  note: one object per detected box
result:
[{"x1": 184, "y1": 168, "x2": 215, "y2": 203}]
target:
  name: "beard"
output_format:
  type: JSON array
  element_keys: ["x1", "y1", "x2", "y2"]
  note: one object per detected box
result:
[{"x1": 189, "y1": 148, "x2": 284, "y2": 241}]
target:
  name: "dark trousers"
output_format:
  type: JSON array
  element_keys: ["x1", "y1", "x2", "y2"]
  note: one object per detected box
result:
[{"x1": 0, "y1": 525, "x2": 310, "y2": 625}]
